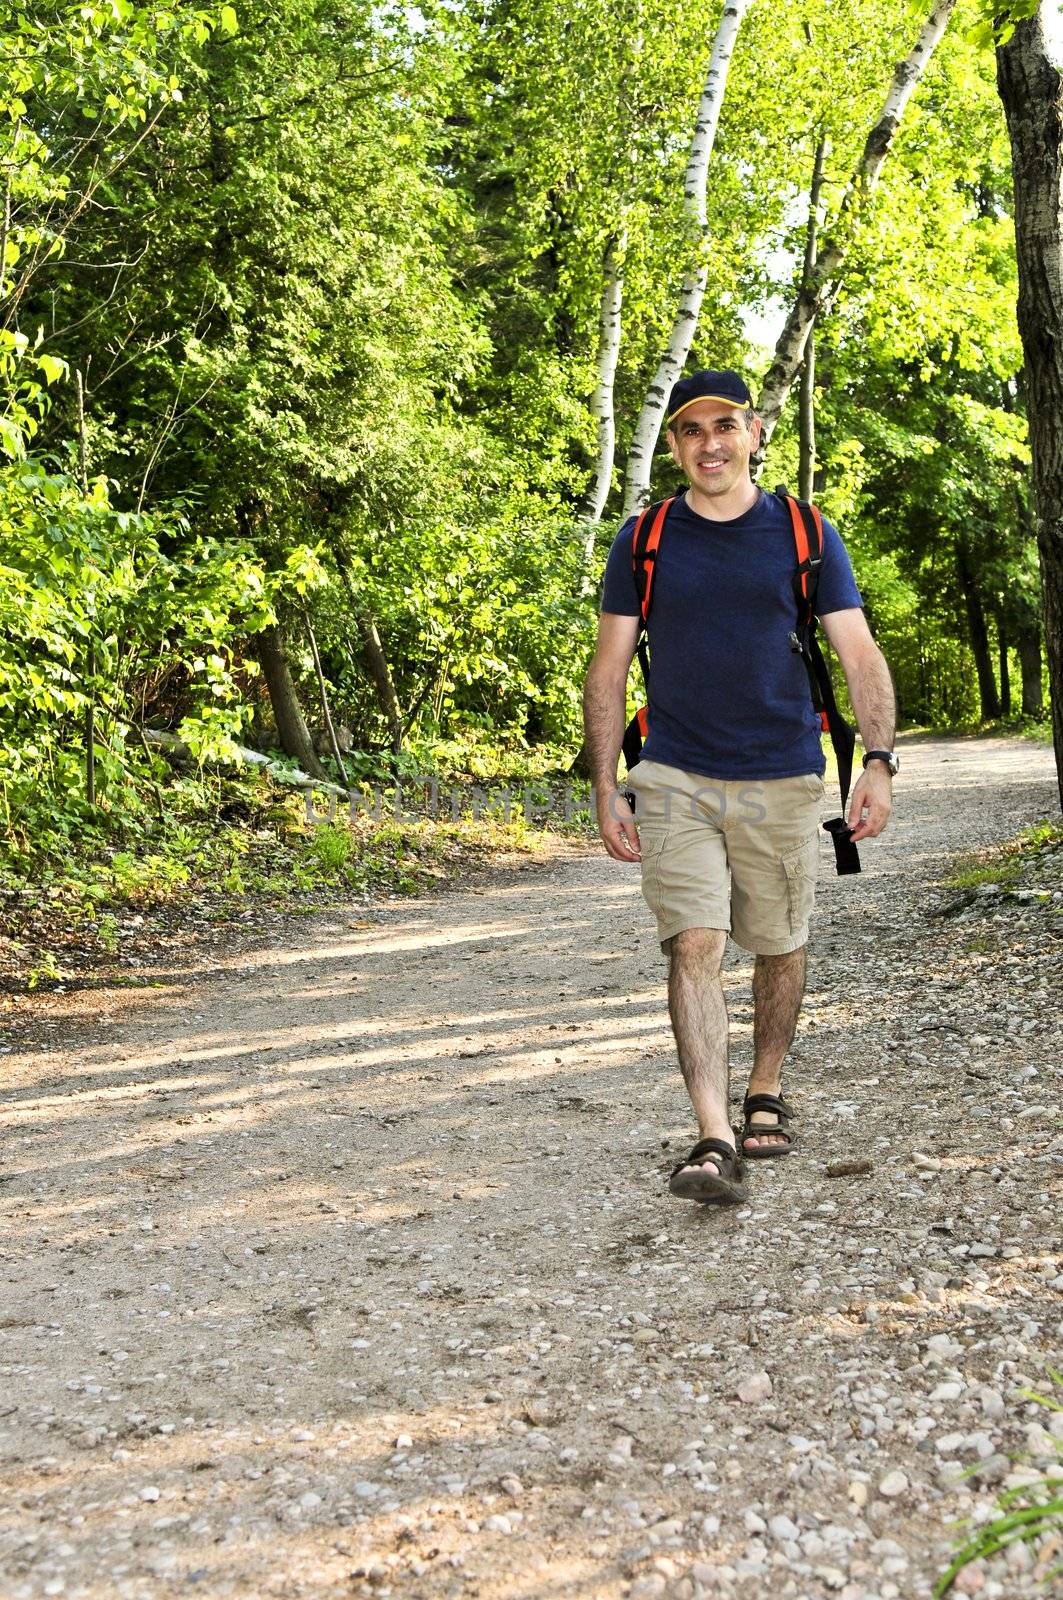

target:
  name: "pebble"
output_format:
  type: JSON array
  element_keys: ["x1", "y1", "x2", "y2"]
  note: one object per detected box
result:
[
  {"x1": 848, "y1": 1480, "x2": 868, "y2": 1509},
  {"x1": 878, "y1": 1470, "x2": 908, "y2": 1498},
  {"x1": 768, "y1": 1514, "x2": 800, "y2": 1541},
  {"x1": 394, "y1": 1433, "x2": 412, "y2": 1449},
  {"x1": 735, "y1": 1372, "x2": 772, "y2": 1404},
  {"x1": 953, "y1": 1563, "x2": 985, "y2": 1594},
  {"x1": 483, "y1": 1514, "x2": 512, "y2": 1533},
  {"x1": 139, "y1": 1486, "x2": 160, "y2": 1502},
  {"x1": 630, "y1": 1576, "x2": 666, "y2": 1598}
]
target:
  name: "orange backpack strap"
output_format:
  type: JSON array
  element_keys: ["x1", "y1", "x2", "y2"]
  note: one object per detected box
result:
[
  {"x1": 632, "y1": 496, "x2": 676, "y2": 626},
  {"x1": 783, "y1": 493, "x2": 824, "y2": 615}
]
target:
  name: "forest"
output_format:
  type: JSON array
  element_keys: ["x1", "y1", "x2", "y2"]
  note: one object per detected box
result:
[{"x1": 1, "y1": 0, "x2": 1059, "y2": 894}]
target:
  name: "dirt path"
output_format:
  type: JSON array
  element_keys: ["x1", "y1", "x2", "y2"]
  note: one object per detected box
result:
[{"x1": 2, "y1": 735, "x2": 1061, "y2": 1600}]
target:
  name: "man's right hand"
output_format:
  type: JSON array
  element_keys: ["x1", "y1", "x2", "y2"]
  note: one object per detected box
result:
[{"x1": 596, "y1": 786, "x2": 641, "y2": 862}]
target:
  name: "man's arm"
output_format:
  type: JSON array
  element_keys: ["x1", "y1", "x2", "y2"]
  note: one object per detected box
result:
[
  {"x1": 583, "y1": 611, "x2": 642, "y2": 861},
  {"x1": 819, "y1": 607, "x2": 897, "y2": 843}
]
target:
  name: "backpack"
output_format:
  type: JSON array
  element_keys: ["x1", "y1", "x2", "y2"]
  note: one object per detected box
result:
[{"x1": 620, "y1": 489, "x2": 860, "y2": 875}]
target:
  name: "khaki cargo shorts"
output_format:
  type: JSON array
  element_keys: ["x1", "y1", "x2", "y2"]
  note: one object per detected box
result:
[{"x1": 624, "y1": 759, "x2": 825, "y2": 955}]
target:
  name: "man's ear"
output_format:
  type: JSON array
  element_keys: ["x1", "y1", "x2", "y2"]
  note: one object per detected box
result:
[{"x1": 666, "y1": 428, "x2": 680, "y2": 467}]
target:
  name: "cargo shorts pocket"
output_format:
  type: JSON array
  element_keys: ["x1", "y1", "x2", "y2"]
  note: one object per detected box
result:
[
  {"x1": 781, "y1": 830, "x2": 820, "y2": 932},
  {"x1": 638, "y1": 828, "x2": 669, "y2": 918}
]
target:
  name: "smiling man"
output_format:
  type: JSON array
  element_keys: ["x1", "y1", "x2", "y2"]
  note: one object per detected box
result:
[{"x1": 583, "y1": 369, "x2": 897, "y2": 1205}]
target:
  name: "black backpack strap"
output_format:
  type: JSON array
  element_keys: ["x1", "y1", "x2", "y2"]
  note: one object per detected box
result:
[{"x1": 780, "y1": 490, "x2": 860, "y2": 877}]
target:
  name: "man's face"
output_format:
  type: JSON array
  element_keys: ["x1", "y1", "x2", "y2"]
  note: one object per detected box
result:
[{"x1": 667, "y1": 400, "x2": 762, "y2": 499}]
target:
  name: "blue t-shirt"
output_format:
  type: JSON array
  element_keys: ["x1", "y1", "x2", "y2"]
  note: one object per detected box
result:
[{"x1": 601, "y1": 489, "x2": 862, "y2": 781}]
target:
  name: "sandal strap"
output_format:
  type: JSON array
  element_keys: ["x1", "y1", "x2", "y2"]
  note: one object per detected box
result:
[
  {"x1": 670, "y1": 1136, "x2": 739, "y2": 1179},
  {"x1": 742, "y1": 1093, "x2": 794, "y2": 1122}
]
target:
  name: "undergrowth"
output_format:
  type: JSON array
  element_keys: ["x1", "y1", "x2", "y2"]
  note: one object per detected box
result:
[
  {"x1": 944, "y1": 819, "x2": 1063, "y2": 892},
  {"x1": 0, "y1": 765, "x2": 595, "y2": 993}
]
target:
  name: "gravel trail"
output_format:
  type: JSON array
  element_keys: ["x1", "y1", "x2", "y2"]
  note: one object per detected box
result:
[{"x1": 2, "y1": 734, "x2": 1061, "y2": 1600}]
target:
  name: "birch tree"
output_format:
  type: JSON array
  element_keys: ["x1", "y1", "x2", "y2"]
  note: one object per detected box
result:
[
  {"x1": 621, "y1": 0, "x2": 754, "y2": 517},
  {"x1": 755, "y1": 0, "x2": 958, "y2": 445},
  {"x1": 997, "y1": 0, "x2": 1063, "y2": 805},
  {"x1": 579, "y1": 229, "x2": 627, "y2": 542}
]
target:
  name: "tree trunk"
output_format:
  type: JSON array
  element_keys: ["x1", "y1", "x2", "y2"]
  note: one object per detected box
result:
[
  {"x1": 305, "y1": 613, "x2": 350, "y2": 786},
  {"x1": 756, "y1": 0, "x2": 958, "y2": 449},
  {"x1": 1017, "y1": 621, "x2": 1044, "y2": 716},
  {"x1": 334, "y1": 557, "x2": 404, "y2": 755},
  {"x1": 997, "y1": 5, "x2": 1063, "y2": 807},
  {"x1": 256, "y1": 624, "x2": 329, "y2": 779},
  {"x1": 579, "y1": 230, "x2": 626, "y2": 547},
  {"x1": 621, "y1": 0, "x2": 754, "y2": 517},
  {"x1": 798, "y1": 138, "x2": 828, "y2": 503},
  {"x1": 956, "y1": 539, "x2": 1001, "y2": 721},
  {"x1": 997, "y1": 612, "x2": 1011, "y2": 716}
]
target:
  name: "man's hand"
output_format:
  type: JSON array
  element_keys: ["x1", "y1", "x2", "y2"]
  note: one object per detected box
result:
[
  {"x1": 597, "y1": 785, "x2": 641, "y2": 862},
  {"x1": 847, "y1": 765, "x2": 892, "y2": 842}
]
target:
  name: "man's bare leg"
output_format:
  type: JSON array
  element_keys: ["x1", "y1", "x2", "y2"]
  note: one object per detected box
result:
[
  {"x1": 743, "y1": 946, "x2": 806, "y2": 1151},
  {"x1": 666, "y1": 928, "x2": 735, "y2": 1177}
]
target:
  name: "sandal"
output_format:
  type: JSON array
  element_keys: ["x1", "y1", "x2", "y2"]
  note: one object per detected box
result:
[
  {"x1": 668, "y1": 1137, "x2": 747, "y2": 1204},
  {"x1": 740, "y1": 1093, "x2": 796, "y2": 1159}
]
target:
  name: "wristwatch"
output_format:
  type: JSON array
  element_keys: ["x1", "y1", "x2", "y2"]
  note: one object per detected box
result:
[{"x1": 862, "y1": 749, "x2": 899, "y2": 776}]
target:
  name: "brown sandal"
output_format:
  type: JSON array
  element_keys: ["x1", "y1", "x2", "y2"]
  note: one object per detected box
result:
[
  {"x1": 740, "y1": 1093, "x2": 796, "y2": 1158},
  {"x1": 668, "y1": 1137, "x2": 747, "y2": 1204}
]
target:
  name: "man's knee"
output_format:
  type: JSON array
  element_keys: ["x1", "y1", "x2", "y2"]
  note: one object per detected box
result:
[
  {"x1": 666, "y1": 927, "x2": 727, "y2": 972},
  {"x1": 754, "y1": 944, "x2": 807, "y2": 970}
]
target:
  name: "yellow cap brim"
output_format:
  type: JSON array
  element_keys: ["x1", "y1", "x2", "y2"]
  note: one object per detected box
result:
[{"x1": 667, "y1": 394, "x2": 751, "y2": 424}]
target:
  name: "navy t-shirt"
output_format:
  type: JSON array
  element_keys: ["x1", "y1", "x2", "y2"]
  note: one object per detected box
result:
[{"x1": 601, "y1": 489, "x2": 862, "y2": 781}]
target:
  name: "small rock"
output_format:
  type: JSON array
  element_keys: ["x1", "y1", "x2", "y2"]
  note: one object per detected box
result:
[
  {"x1": 743, "y1": 1510, "x2": 767, "y2": 1534},
  {"x1": 953, "y1": 1562, "x2": 985, "y2": 1595},
  {"x1": 394, "y1": 1434, "x2": 413, "y2": 1450},
  {"x1": 139, "y1": 1486, "x2": 161, "y2": 1503},
  {"x1": 878, "y1": 1470, "x2": 908, "y2": 1498},
  {"x1": 848, "y1": 1480, "x2": 868, "y2": 1509},
  {"x1": 483, "y1": 1514, "x2": 512, "y2": 1533},
  {"x1": 629, "y1": 1576, "x2": 666, "y2": 1598},
  {"x1": 736, "y1": 1372, "x2": 773, "y2": 1404},
  {"x1": 299, "y1": 1491, "x2": 322, "y2": 1509},
  {"x1": 500, "y1": 1474, "x2": 523, "y2": 1498},
  {"x1": 966, "y1": 1452, "x2": 1011, "y2": 1484},
  {"x1": 633, "y1": 1328, "x2": 659, "y2": 1344},
  {"x1": 768, "y1": 1513, "x2": 800, "y2": 1541}
]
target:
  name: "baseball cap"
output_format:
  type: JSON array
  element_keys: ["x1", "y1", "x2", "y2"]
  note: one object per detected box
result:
[{"x1": 666, "y1": 369, "x2": 753, "y2": 424}]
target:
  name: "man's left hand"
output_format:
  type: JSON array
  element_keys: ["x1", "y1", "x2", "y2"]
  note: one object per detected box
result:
[{"x1": 846, "y1": 765, "x2": 892, "y2": 842}]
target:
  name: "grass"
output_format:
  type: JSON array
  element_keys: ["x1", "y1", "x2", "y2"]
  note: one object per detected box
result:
[
  {"x1": 935, "y1": 1373, "x2": 1063, "y2": 1596},
  {"x1": 943, "y1": 819, "x2": 1063, "y2": 893}
]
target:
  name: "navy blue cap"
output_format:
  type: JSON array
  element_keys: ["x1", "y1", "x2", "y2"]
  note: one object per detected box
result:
[{"x1": 667, "y1": 369, "x2": 753, "y2": 424}]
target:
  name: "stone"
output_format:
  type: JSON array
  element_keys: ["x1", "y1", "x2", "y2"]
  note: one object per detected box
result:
[
  {"x1": 768, "y1": 1514, "x2": 800, "y2": 1541},
  {"x1": 483, "y1": 1514, "x2": 512, "y2": 1533},
  {"x1": 139, "y1": 1487, "x2": 160, "y2": 1503},
  {"x1": 736, "y1": 1372, "x2": 772, "y2": 1404},
  {"x1": 970, "y1": 1454, "x2": 1009, "y2": 1486},
  {"x1": 953, "y1": 1563, "x2": 985, "y2": 1595},
  {"x1": 848, "y1": 1480, "x2": 868, "y2": 1509},
  {"x1": 878, "y1": 1470, "x2": 908, "y2": 1498},
  {"x1": 629, "y1": 1576, "x2": 666, "y2": 1598}
]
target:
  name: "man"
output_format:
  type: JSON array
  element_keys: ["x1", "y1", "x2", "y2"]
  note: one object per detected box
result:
[{"x1": 583, "y1": 369, "x2": 897, "y2": 1205}]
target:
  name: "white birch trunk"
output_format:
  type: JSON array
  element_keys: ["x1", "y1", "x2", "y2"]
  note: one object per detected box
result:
[
  {"x1": 756, "y1": 0, "x2": 958, "y2": 447},
  {"x1": 579, "y1": 232, "x2": 627, "y2": 558},
  {"x1": 621, "y1": 0, "x2": 754, "y2": 518}
]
